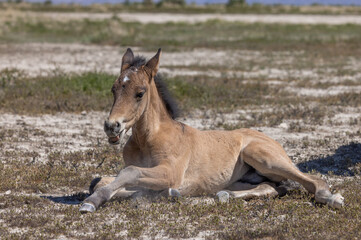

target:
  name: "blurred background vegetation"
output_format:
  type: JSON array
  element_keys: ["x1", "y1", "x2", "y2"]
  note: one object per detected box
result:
[{"x1": 1, "y1": 0, "x2": 361, "y2": 14}]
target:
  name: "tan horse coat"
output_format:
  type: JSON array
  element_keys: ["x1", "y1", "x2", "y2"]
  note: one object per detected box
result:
[{"x1": 79, "y1": 49, "x2": 344, "y2": 213}]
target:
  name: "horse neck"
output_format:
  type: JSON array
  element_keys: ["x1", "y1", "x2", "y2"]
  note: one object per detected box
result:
[{"x1": 132, "y1": 79, "x2": 172, "y2": 144}]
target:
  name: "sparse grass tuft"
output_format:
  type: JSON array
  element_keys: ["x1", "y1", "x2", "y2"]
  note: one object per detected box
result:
[
  {"x1": 0, "y1": 146, "x2": 123, "y2": 193},
  {"x1": 1, "y1": 70, "x2": 359, "y2": 121},
  {"x1": 0, "y1": 70, "x2": 115, "y2": 114},
  {"x1": 166, "y1": 76, "x2": 283, "y2": 111},
  {"x1": 1, "y1": 16, "x2": 361, "y2": 55},
  {"x1": 321, "y1": 92, "x2": 361, "y2": 107}
]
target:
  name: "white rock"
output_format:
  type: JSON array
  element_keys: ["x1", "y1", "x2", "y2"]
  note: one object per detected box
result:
[{"x1": 279, "y1": 123, "x2": 289, "y2": 129}]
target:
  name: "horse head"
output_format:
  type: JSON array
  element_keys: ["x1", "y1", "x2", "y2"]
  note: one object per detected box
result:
[{"x1": 104, "y1": 48, "x2": 161, "y2": 145}]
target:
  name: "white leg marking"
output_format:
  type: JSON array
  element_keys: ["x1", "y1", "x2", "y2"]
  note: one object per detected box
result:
[
  {"x1": 79, "y1": 203, "x2": 96, "y2": 213},
  {"x1": 327, "y1": 193, "x2": 344, "y2": 209}
]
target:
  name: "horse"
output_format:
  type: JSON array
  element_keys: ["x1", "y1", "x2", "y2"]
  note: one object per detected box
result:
[{"x1": 79, "y1": 48, "x2": 344, "y2": 213}]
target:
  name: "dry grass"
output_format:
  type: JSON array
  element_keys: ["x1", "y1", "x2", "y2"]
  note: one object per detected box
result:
[
  {"x1": 0, "y1": 146, "x2": 121, "y2": 194},
  {"x1": 0, "y1": 70, "x2": 114, "y2": 114},
  {"x1": 1, "y1": 69, "x2": 359, "y2": 123},
  {"x1": 1, "y1": 185, "x2": 360, "y2": 239},
  {"x1": 0, "y1": 70, "x2": 360, "y2": 238},
  {"x1": 0, "y1": 133, "x2": 360, "y2": 239},
  {"x1": 1, "y1": 13, "x2": 361, "y2": 55}
]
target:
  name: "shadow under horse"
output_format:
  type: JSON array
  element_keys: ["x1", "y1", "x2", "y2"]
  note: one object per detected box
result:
[{"x1": 297, "y1": 142, "x2": 361, "y2": 176}]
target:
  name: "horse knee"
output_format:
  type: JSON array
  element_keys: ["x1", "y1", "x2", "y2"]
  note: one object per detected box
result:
[{"x1": 89, "y1": 177, "x2": 115, "y2": 194}]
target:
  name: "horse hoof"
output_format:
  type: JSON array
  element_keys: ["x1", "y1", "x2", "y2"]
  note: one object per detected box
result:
[
  {"x1": 79, "y1": 203, "x2": 96, "y2": 213},
  {"x1": 328, "y1": 193, "x2": 344, "y2": 209},
  {"x1": 169, "y1": 188, "x2": 181, "y2": 198},
  {"x1": 216, "y1": 191, "x2": 230, "y2": 203}
]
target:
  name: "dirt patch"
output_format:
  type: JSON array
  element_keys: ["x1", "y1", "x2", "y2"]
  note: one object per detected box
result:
[
  {"x1": 0, "y1": 43, "x2": 259, "y2": 77},
  {"x1": 0, "y1": 43, "x2": 236, "y2": 77},
  {"x1": 0, "y1": 111, "x2": 108, "y2": 163},
  {"x1": 9, "y1": 11, "x2": 361, "y2": 25},
  {"x1": 285, "y1": 85, "x2": 361, "y2": 97},
  {"x1": 1, "y1": 43, "x2": 360, "y2": 88}
]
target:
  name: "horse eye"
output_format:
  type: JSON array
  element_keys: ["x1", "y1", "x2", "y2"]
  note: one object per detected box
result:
[{"x1": 136, "y1": 92, "x2": 144, "y2": 99}]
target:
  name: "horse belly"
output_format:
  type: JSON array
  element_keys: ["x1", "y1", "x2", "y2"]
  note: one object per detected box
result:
[
  {"x1": 179, "y1": 131, "x2": 247, "y2": 196},
  {"x1": 180, "y1": 161, "x2": 247, "y2": 196}
]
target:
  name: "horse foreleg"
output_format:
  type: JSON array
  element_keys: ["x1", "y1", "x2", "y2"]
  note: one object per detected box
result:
[
  {"x1": 79, "y1": 165, "x2": 174, "y2": 213},
  {"x1": 89, "y1": 176, "x2": 138, "y2": 198},
  {"x1": 89, "y1": 176, "x2": 115, "y2": 194}
]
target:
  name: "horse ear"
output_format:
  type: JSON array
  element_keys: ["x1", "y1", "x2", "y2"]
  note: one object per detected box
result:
[
  {"x1": 144, "y1": 48, "x2": 161, "y2": 80},
  {"x1": 121, "y1": 48, "x2": 134, "y2": 73}
]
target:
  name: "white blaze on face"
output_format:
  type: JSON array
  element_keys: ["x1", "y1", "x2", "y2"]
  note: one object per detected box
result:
[{"x1": 123, "y1": 76, "x2": 130, "y2": 82}]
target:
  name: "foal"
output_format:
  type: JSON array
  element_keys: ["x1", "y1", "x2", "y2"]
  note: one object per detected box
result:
[{"x1": 79, "y1": 48, "x2": 344, "y2": 213}]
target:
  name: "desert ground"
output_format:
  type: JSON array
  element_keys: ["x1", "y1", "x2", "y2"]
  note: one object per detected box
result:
[{"x1": 0, "y1": 5, "x2": 360, "y2": 239}]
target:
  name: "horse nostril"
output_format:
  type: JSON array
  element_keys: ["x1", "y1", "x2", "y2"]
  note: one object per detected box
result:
[
  {"x1": 114, "y1": 122, "x2": 121, "y2": 133},
  {"x1": 104, "y1": 120, "x2": 121, "y2": 134}
]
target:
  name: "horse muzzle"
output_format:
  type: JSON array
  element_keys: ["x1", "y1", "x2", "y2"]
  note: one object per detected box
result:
[{"x1": 104, "y1": 120, "x2": 125, "y2": 145}]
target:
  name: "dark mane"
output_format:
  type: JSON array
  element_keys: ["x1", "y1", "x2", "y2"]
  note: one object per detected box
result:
[
  {"x1": 129, "y1": 56, "x2": 181, "y2": 119},
  {"x1": 131, "y1": 56, "x2": 147, "y2": 68}
]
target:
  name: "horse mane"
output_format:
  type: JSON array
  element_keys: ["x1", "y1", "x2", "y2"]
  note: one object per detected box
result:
[{"x1": 130, "y1": 56, "x2": 181, "y2": 119}]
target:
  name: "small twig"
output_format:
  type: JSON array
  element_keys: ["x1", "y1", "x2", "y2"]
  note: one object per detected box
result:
[{"x1": 96, "y1": 157, "x2": 106, "y2": 169}]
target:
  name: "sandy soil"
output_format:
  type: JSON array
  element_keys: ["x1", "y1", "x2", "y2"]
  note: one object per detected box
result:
[
  {"x1": 0, "y1": 43, "x2": 244, "y2": 77},
  {"x1": 0, "y1": 111, "x2": 108, "y2": 163},
  {"x1": 285, "y1": 85, "x2": 361, "y2": 96},
  {"x1": 1, "y1": 43, "x2": 360, "y2": 97},
  {"x1": 19, "y1": 12, "x2": 361, "y2": 25}
]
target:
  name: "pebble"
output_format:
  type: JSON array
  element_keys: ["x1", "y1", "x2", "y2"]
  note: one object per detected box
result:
[
  {"x1": 279, "y1": 122, "x2": 289, "y2": 129},
  {"x1": 277, "y1": 214, "x2": 287, "y2": 221}
]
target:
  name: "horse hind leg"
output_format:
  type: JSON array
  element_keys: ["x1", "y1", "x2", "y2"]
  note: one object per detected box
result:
[
  {"x1": 308, "y1": 175, "x2": 344, "y2": 209},
  {"x1": 258, "y1": 162, "x2": 344, "y2": 208},
  {"x1": 240, "y1": 167, "x2": 269, "y2": 184},
  {"x1": 242, "y1": 141, "x2": 344, "y2": 208},
  {"x1": 216, "y1": 181, "x2": 282, "y2": 203}
]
